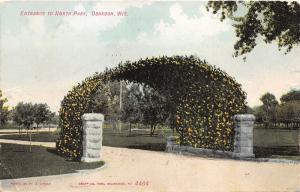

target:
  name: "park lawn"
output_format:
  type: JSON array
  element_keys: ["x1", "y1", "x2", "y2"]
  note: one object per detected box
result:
[
  {"x1": 0, "y1": 128, "x2": 174, "y2": 151},
  {"x1": 0, "y1": 132, "x2": 59, "y2": 142},
  {"x1": 0, "y1": 127, "x2": 299, "y2": 160},
  {"x1": 253, "y1": 128, "x2": 299, "y2": 147},
  {"x1": 0, "y1": 143, "x2": 104, "y2": 180},
  {"x1": 102, "y1": 127, "x2": 173, "y2": 151}
]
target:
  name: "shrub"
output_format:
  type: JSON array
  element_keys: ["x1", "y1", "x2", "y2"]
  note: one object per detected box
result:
[{"x1": 56, "y1": 55, "x2": 246, "y2": 160}]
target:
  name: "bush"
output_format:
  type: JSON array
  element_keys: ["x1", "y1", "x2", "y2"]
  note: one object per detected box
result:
[{"x1": 56, "y1": 55, "x2": 246, "y2": 160}]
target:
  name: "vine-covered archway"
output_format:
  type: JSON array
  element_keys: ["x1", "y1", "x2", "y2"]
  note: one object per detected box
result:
[{"x1": 56, "y1": 55, "x2": 246, "y2": 160}]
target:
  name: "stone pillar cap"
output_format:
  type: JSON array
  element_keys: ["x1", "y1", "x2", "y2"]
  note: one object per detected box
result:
[
  {"x1": 82, "y1": 113, "x2": 104, "y2": 121},
  {"x1": 234, "y1": 114, "x2": 255, "y2": 121}
]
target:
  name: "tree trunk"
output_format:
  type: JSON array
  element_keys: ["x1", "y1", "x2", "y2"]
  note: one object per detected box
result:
[
  {"x1": 150, "y1": 125, "x2": 156, "y2": 137},
  {"x1": 112, "y1": 120, "x2": 117, "y2": 132},
  {"x1": 29, "y1": 131, "x2": 32, "y2": 152},
  {"x1": 128, "y1": 123, "x2": 132, "y2": 137},
  {"x1": 150, "y1": 125, "x2": 153, "y2": 136}
]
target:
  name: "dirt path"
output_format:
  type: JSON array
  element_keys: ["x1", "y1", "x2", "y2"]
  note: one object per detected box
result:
[{"x1": 0, "y1": 139, "x2": 299, "y2": 192}]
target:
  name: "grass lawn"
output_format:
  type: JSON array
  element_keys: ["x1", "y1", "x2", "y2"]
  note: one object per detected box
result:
[
  {"x1": 102, "y1": 128, "x2": 173, "y2": 151},
  {"x1": 0, "y1": 127, "x2": 174, "y2": 151},
  {"x1": 253, "y1": 128, "x2": 299, "y2": 158},
  {"x1": 0, "y1": 143, "x2": 104, "y2": 180},
  {"x1": 0, "y1": 127, "x2": 299, "y2": 160},
  {"x1": 0, "y1": 132, "x2": 59, "y2": 142},
  {"x1": 253, "y1": 128, "x2": 299, "y2": 147}
]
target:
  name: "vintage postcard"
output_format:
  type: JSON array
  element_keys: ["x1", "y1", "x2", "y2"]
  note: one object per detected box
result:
[{"x1": 0, "y1": 1, "x2": 299, "y2": 192}]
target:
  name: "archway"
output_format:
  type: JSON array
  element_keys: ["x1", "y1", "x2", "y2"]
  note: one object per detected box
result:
[{"x1": 56, "y1": 55, "x2": 247, "y2": 160}]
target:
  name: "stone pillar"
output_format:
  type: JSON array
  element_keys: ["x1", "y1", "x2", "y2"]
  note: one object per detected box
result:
[
  {"x1": 233, "y1": 114, "x2": 255, "y2": 158},
  {"x1": 81, "y1": 113, "x2": 104, "y2": 162}
]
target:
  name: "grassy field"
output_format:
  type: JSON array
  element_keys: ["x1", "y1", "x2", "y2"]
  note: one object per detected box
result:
[
  {"x1": 1, "y1": 127, "x2": 298, "y2": 146},
  {"x1": 102, "y1": 127, "x2": 173, "y2": 151},
  {"x1": 0, "y1": 132, "x2": 59, "y2": 142},
  {"x1": 253, "y1": 128, "x2": 299, "y2": 158},
  {"x1": 253, "y1": 128, "x2": 299, "y2": 147},
  {"x1": 0, "y1": 143, "x2": 104, "y2": 180},
  {"x1": 0, "y1": 127, "x2": 299, "y2": 159},
  {"x1": 0, "y1": 128, "x2": 173, "y2": 151}
]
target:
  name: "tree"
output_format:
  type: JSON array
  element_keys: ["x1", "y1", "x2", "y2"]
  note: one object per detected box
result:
[
  {"x1": 121, "y1": 83, "x2": 143, "y2": 136},
  {"x1": 141, "y1": 86, "x2": 169, "y2": 136},
  {"x1": 89, "y1": 81, "x2": 128, "y2": 131},
  {"x1": 13, "y1": 102, "x2": 35, "y2": 133},
  {"x1": 207, "y1": 1, "x2": 300, "y2": 58},
  {"x1": 33, "y1": 103, "x2": 52, "y2": 132},
  {"x1": 253, "y1": 105, "x2": 264, "y2": 124},
  {"x1": 0, "y1": 90, "x2": 9, "y2": 127},
  {"x1": 276, "y1": 101, "x2": 300, "y2": 128},
  {"x1": 246, "y1": 105, "x2": 254, "y2": 114},
  {"x1": 277, "y1": 89, "x2": 300, "y2": 128},
  {"x1": 280, "y1": 89, "x2": 300, "y2": 103},
  {"x1": 260, "y1": 92, "x2": 279, "y2": 127},
  {"x1": 47, "y1": 112, "x2": 58, "y2": 125}
]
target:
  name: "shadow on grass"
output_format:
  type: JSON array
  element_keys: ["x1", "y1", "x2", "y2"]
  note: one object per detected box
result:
[
  {"x1": 127, "y1": 143, "x2": 166, "y2": 151},
  {"x1": 0, "y1": 143, "x2": 104, "y2": 180},
  {"x1": 254, "y1": 146, "x2": 300, "y2": 158},
  {"x1": 46, "y1": 147, "x2": 59, "y2": 155}
]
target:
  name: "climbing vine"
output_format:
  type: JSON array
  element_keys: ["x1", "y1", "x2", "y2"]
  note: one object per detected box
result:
[{"x1": 56, "y1": 55, "x2": 246, "y2": 160}]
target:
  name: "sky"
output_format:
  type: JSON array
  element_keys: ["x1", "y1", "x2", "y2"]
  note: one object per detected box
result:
[{"x1": 0, "y1": 1, "x2": 299, "y2": 113}]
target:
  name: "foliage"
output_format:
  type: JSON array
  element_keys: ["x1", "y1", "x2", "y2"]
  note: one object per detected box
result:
[
  {"x1": 259, "y1": 93, "x2": 278, "y2": 127},
  {"x1": 276, "y1": 101, "x2": 300, "y2": 122},
  {"x1": 253, "y1": 91, "x2": 300, "y2": 128},
  {"x1": 253, "y1": 106, "x2": 264, "y2": 124},
  {"x1": 12, "y1": 102, "x2": 35, "y2": 129},
  {"x1": 140, "y1": 86, "x2": 169, "y2": 136},
  {"x1": 121, "y1": 83, "x2": 143, "y2": 124},
  {"x1": 121, "y1": 83, "x2": 176, "y2": 136},
  {"x1": 207, "y1": 1, "x2": 300, "y2": 58},
  {"x1": 245, "y1": 105, "x2": 254, "y2": 114},
  {"x1": 280, "y1": 89, "x2": 300, "y2": 103},
  {"x1": 89, "y1": 81, "x2": 127, "y2": 121},
  {"x1": 33, "y1": 103, "x2": 52, "y2": 128},
  {"x1": 57, "y1": 55, "x2": 246, "y2": 160},
  {"x1": 0, "y1": 90, "x2": 9, "y2": 127},
  {"x1": 46, "y1": 112, "x2": 57, "y2": 124}
]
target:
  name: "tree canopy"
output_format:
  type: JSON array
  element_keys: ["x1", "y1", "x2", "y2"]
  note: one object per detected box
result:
[
  {"x1": 140, "y1": 86, "x2": 170, "y2": 136},
  {"x1": 253, "y1": 91, "x2": 300, "y2": 128},
  {"x1": 280, "y1": 89, "x2": 300, "y2": 103},
  {"x1": 88, "y1": 81, "x2": 126, "y2": 120},
  {"x1": 207, "y1": 1, "x2": 300, "y2": 58},
  {"x1": 121, "y1": 83, "x2": 143, "y2": 125},
  {"x1": 12, "y1": 102, "x2": 53, "y2": 130},
  {"x1": 259, "y1": 92, "x2": 278, "y2": 127},
  {"x1": 0, "y1": 90, "x2": 9, "y2": 127},
  {"x1": 13, "y1": 102, "x2": 35, "y2": 129},
  {"x1": 33, "y1": 103, "x2": 52, "y2": 128}
]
